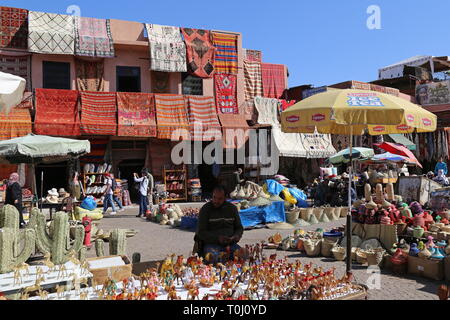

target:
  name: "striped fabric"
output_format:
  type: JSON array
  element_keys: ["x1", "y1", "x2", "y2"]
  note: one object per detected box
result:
[
  {"x1": 0, "y1": 107, "x2": 31, "y2": 140},
  {"x1": 244, "y1": 49, "x2": 262, "y2": 62},
  {"x1": 244, "y1": 60, "x2": 263, "y2": 101},
  {"x1": 186, "y1": 95, "x2": 221, "y2": 141},
  {"x1": 261, "y1": 63, "x2": 286, "y2": 99},
  {"x1": 212, "y1": 32, "x2": 238, "y2": 74},
  {"x1": 154, "y1": 94, "x2": 190, "y2": 140},
  {"x1": 117, "y1": 92, "x2": 156, "y2": 137},
  {"x1": 80, "y1": 91, "x2": 117, "y2": 135},
  {"x1": 34, "y1": 88, "x2": 80, "y2": 136}
]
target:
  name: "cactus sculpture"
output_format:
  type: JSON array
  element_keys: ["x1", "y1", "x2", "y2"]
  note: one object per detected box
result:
[
  {"x1": 0, "y1": 228, "x2": 35, "y2": 273},
  {"x1": 95, "y1": 239, "x2": 105, "y2": 257},
  {"x1": 32, "y1": 210, "x2": 84, "y2": 265},
  {"x1": 110, "y1": 229, "x2": 127, "y2": 256}
]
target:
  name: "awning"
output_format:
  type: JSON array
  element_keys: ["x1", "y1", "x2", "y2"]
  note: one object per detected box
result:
[
  {"x1": 386, "y1": 134, "x2": 416, "y2": 151},
  {"x1": 272, "y1": 125, "x2": 336, "y2": 159}
]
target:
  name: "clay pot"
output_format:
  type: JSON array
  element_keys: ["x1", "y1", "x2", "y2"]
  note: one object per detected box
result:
[
  {"x1": 413, "y1": 226, "x2": 424, "y2": 238},
  {"x1": 390, "y1": 248, "x2": 407, "y2": 265}
]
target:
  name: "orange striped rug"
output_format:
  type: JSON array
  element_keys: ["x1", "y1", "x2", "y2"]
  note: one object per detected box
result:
[
  {"x1": 212, "y1": 32, "x2": 238, "y2": 74},
  {"x1": 244, "y1": 60, "x2": 263, "y2": 101},
  {"x1": 0, "y1": 107, "x2": 31, "y2": 140},
  {"x1": 154, "y1": 94, "x2": 190, "y2": 140},
  {"x1": 186, "y1": 95, "x2": 221, "y2": 141},
  {"x1": 80, "y1": 91, "x2": 117, "y2": 135}
]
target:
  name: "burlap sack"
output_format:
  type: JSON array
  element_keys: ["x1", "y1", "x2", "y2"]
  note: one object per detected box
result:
[
  {"x1": 313, "y1": 207, "x2": 324, "y2": 220},
  {"x1": 379, "y1": 224, "x2": 398, "y2": 250}
]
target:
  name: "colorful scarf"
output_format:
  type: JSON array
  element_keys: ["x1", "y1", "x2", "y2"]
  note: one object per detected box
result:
[
  {"x1": 145, "y1": 24, "x2": 187, "y2": 72},
  {"x1": 186, "y1": 95, "x2": 221, "y2": 141},
  {"x1": 75, "y1": 58, "x2": 105, "y2": 92},
  {"x1": 261, "y1": 63, "x2": 286, "y2": 99},
  {"x1": 0, "y1": 106, "x2": 31, "y2": 140},
  {"x1": 34, "y1": 88, "x2": 80, "y2": 136},
  {"x1": 28, "y1": 11, "x2": 75, "y2": 55},
  {"x1": 0, "y1": 53, "x2": 31, "y2": 91},
  {"x1": 212, "y1": 32, "x2": 238, "y2": 74},
  {"x1": 218, "y1": 114, "x2": 249, "y2": 149},
  {"x1": 181, "y1": 28, "x2": 215, "y2": 78},
  {"x1": 154, "y1": 94, "x2": 190, "y2": 140},
  {"x1": 214, "y1": 73, "x2": 238, "y2": 114},
  {"x1": 245, "y1": 49, "x2": 262, "y2": 63},
  {"x1": 0, "y1": 7, "x2": 28, "y2": 49},
  {"x1": 243, "y1": 60, "x2": 263, "y2": 101},
  {"x1": 151, "y1": 71, "x2": 170, "y2": 93},
  {"x1": 75, "y1": 17, "x2": 114, "y2": 58},
  {"x1": 80, "y1": 91, "x2": 117, "y2": 135},
  {"x1": 117, "y1": 92, "x2": 157, "y2": 137}
]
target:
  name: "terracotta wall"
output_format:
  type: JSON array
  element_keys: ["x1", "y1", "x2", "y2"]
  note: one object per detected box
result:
[{"x1": 31, "y1": 54, "x2": 76, "y2": 90}]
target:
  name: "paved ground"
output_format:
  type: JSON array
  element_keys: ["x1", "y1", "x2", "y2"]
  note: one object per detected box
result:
[{"x1": 86, "y1": 204, "x2": 445, "y2": 300}]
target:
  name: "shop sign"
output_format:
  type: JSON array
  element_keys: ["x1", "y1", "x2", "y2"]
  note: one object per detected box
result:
[
  {"x1": 422, "y1": 118, "x2": 432, "y2": 126},
  {"x1": 372, "y1": 126, "x2": 385, "y2": 132},
  {"x1": 416, "y1": 80, "x2": 450, "y2": 106},
  {"x1": 286, "y1": 115, "x2": 300, "y2": 123},
  {"x1": 406, "y1": 114, "x2": 415, "y2": 122},
  {"x1": 347, "y1": 93, "x2": 384, "y2": 107},
  {"x1": 312, "y1": 114, "x2": 325, "y2": 122}
]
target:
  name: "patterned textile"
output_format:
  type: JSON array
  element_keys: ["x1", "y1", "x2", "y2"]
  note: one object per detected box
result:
[
  {"x1": 28, "y1": 11, "x2": 75, "y2": 54},
  {"x1": 181, "y1": 28, "x2": 215, "y2": 78},
  {"x1": 145, "y1": 24, "x2": 187, "y2": 72},
  {"x1": 0, "y1": 7, "x2": 28, "y2": 49},
  {"x1": 214, "y1": 73, "x2": 238, "y2": 114},
  {"x1": 0, "y1": 106, "x2": 31, "y2": 140},
  {"x1": 186, "y1": 95, "x2": 221, "y2": 141},
  {"x1": 212, "y1": 32, "x2": 238, "y2": 74},
  {"x1": 253, "y1": 96, "x2": 279, "y2": 126},
  {"x1": 75, "y1": 17, "x2": 114, "y2": 58},
  {"x1": 151, "y1": 71, "x2": 170, "y2": 93},
  {"x1": 117, "y1": 92, "x2": 156, "y2": 137},
  {"x1": 261, "y1": 63, "x2": 286, "y2": 99},
  {"x1": 182, "y1": 74, "x2": 203, "y2": 95},
  {"x1": 218, "y1": 114, "x2": 249, "y2": 149},
  {"x1": 243, "y1": 99, "x2": 258, "y2": 123},
  {"x1": 332, "y1": 135, "x2": 350, "y2": 152},
  {"x1": 245, "y1": 49, "x2": 262, "y2": 63},
  {"x1": 80, "y1": 91, "x2": 117, "y2": 135},
  {"x1": 154, "y1": 94, "x2": 190, "y2": 140},
  {"x1": 244, "y1": 60, "x2": 263, "y2": 101},
  {"x1": 34, "y1": 88, "x2": 80, "y2": 136},
  {"x1": 0, "y1": 53, "x2": 31, "y2": 91},
  {"x1": 75, "y1": 58, "x2": 105, "y2": 92}
]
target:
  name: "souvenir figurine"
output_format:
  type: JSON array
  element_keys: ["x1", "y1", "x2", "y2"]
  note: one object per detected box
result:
[
  {"x1": 409, "y1": 243, "x2": 420, "y2": 256},
  {"x1": 426, "y1": 236, "x2": 436, "y2": 249}
]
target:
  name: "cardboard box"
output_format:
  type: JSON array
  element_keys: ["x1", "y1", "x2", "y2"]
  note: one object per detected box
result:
[
  {"x1": 407, "y1": 256, "x2": 444, "y2": 281},
  {"x1": 86, "y1": 255, "x2": 131, "y2": 285},
  {"x1": 132, "y1": 260, "x2": 163, "y2": 277},
  {"x1": 445, "y1": 256, "x2": 450, "y2": 283}
]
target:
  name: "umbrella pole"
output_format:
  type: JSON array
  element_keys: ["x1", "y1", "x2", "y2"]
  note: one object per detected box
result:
[
  {"x1": 346, "y1": 128, "x2": 353, "y2": 279},
  {"x1": 40, "y1": 170, "x2": 43, "y2": 212}
]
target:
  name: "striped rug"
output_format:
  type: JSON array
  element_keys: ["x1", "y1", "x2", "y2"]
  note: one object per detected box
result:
[
  {"x1": 261, "y1": 63, "x2": 286, "y2": 99},
  {"x1": 186, "y1": 95, "x2": 221, "y2": 141},
  {"x1": 212, "y1": 32, "x2": 238, "y2": 74},
  {"x1": 0, "y1": 107, "x2": 31, "y2": 140},
  {"x1": 154, "y1": 94, "x2": 190, "y2": 140},
  {"x1": 80, "y1": 91, "x2": 117, "y2": 135},
  {"x1": 117, "y1": 92, "x2": 156, "y2": 137},
  {"x1": 244, "y1": 60, "x2": 263, "y2": 101}
]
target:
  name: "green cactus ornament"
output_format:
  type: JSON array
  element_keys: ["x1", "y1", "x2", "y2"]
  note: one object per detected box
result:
[
  {"x1": 109, "y1": 229, "x2": 127, "y2": 256},
  {"x1": 32, "y1": 210, "x2": 85, "y2": 265},
  {"x1": 0, "y1": 228, "x2": 36, "y2": 274}
]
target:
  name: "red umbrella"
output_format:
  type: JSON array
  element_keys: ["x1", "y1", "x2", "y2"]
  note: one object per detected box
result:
[{"x1": 374, "y1": 142, "x2": 422, "y2": 168}]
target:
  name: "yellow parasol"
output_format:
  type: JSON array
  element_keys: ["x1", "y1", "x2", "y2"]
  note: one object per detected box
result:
[{"x1": 281, "y1": 89, "x2": 437, "y2": 276}]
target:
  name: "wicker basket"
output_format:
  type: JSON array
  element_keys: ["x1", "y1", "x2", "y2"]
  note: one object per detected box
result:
[
  {"x1": 395, "y1": 222, "x2": 407, "y2": 236},
  {"x1": 340, "y1": 207, "x2": 349, "y2": 218},
  {"x1": 324, "y1": 207, "x2": 336, "y2": 221},
  {"x1": 351, "y1": 247, "x2": 358, "y2": 261},
  {"x1": 313, "y1": 207, "x2": 324, "y2": 220},
  {"x1": 286, "y1": 209, "x2": 300, "y2": 224},
  {"x1": 304, "y1": 239, "x2": 322, "y2": 257},
  {"x1": 299, "y1": 208, "x2": 309, "y2": 221},
  {"x1": 366, "y1": 248, "x2": 386, "y2": 266},
  {"x1": 321, "y1": 239, "x2": 338, "y2": 257},
  {"x1": 331, "y1": 246, "x2": 346, "y2": 261},
  {"x1": 356, "y1": 249, "x2": 368, "y2": 265}
]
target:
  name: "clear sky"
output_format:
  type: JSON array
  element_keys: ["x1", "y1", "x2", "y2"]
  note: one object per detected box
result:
[{"x1": 4, "y1": 0, "x2": 450, "y2": 88}]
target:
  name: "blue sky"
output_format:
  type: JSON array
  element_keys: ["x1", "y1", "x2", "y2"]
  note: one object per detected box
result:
[{"x1": 5, "y1": 0, "x2": 450, "y2": 87}]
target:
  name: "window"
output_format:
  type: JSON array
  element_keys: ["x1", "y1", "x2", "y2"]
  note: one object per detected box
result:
[
  {"x1": 182, "y1": 73, "x2": 203, "y2": 95},
  {"x1": 43, "y1": 61, "x2": 71, "y2": 89},
  {"x1": 116, "y1": 66, "x2": 141, "y2": 92}
]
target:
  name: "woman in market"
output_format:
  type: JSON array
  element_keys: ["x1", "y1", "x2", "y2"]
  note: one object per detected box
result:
[
  {"x1": 4, "y1": 172, "x2": 25, "y2": 228},
  {"x1": 434, "y1": 157, "x2": 448, "y2": 176}
]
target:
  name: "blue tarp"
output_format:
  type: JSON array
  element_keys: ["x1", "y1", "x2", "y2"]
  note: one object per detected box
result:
[
  {"x1": 239, "y1": 201, "x2": 286, "y2": 228},
  {"x1": 266, "y1": 179, "x2": 285, "y2": 195},
  {"x1": 288, "y1": 188, "x2": 308, "y2": 208}
]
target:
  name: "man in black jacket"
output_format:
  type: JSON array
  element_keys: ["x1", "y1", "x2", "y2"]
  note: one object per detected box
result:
[{"x1": 196, "y1": 185, "x2": 243, "y2": 263}]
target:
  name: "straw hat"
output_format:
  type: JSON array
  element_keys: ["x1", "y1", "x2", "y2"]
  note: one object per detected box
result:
[
  {"x1": 48, "y1": 188, "x2": 58, "y2": 197},
  {"x1": 46, "y1": 188, "x2": 59, "y2": 204}
]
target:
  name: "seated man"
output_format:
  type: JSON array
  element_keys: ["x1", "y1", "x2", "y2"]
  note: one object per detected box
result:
[{"x1": 196, "y1": 185, "x2": 243, "y2": 263}]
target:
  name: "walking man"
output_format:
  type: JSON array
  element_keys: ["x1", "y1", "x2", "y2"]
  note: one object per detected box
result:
[{"x1": 103, "y1": 173, "x2": 117, "y2": 216}]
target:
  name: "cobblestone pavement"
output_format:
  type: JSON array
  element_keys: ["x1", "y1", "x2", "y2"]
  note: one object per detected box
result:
[{"x1": 88, "y1": 205, "x2": 444, "y2": 300}]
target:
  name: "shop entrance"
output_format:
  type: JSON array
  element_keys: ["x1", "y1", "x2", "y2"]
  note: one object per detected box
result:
[
  {"x1": 198, "y1": 164, "x2": 218, "y2": 199},
  {"x1": 35, "y1": 161, "x2": 69, "y2": 199},
  {"x1": 118, "y1": 159, "x2": 145, "y2": 204}
]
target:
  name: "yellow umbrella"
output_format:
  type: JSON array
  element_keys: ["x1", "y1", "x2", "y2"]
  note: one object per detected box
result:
[{"x1": 281, "y1": 89, "x2": 437, "y2": 276}]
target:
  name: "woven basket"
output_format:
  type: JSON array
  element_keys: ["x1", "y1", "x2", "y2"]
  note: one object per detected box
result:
[
  {"x1": 299, "y1": 208, "x2": 309, "y2": 221},
  {"x1": 321, "y1": 239, "x2": 338, "y2": 257},
  {"x1": 324, "y1": 207, "x2": 336, "y2": 221},
  {"x1": 304, "y1": 239, "x2": 322, "y2": 257},
  {"x1": 286, "y1": 209, "x2": 300, "y2": 224},
  {"x1": 331, "y1": 246, "x2": 346, "y2": 261},
  {"x1": 351, "y1": 247, "x2": 358, "y2": 261},
  {"x1": 313, "y1": 207, "x2": 324, "y2": 220},
  {"x1": 340, "y1": 207, "x2": 349, "y2": 218},
  {"x1": 356, "y1": 249, "x2": 368, "y2": 265},
  {"x1": 366, "y1": 248, "x2": 386, "y2": 266},
  {"x1": 395, "y1": 222, "x2": 407, "y2": 236}
]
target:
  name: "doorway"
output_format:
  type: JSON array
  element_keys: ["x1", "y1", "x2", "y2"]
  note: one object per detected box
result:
[
  {"x1": 118, "y1": 159, "x2": 145, "y2": 203},
  {"x1": 35, "y1": 162, "x2": 69, "y2": 198}
]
